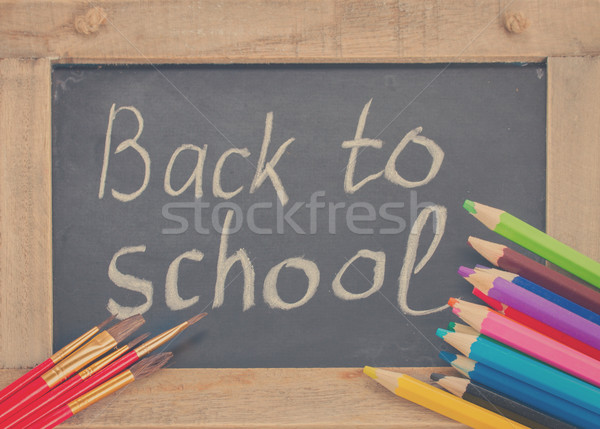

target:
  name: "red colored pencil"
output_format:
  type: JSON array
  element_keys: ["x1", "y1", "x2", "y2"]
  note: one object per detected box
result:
[
  {"x1": 472, "y1": 288, "x2": 600, "y2": 360},
  {"x1": 449, "y1": 298, "x2": 600, "y2": 387},
  {"x1": 0, "y1": 315, "x2": 144, "y2": 424},
  {"x1": 468, "y1": 236, "x2": 600, "y2": 314},
  {"x1": 19, "y1": 313, "x2": 206, "y2": 427},
  {"x1": 0, "y1": 315, "x2": 114, "y2": 406},
  {"x1": 1, "y1": 333, "x2": 149, "y2": 429},
  {"x1": 29, "y1": 353, "x2": 172, "y2": 429}
]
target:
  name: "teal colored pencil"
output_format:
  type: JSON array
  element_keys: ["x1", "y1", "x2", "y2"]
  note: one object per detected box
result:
[
  {"x1": 436, "y1": 329, "x2": 600, "y2": 416},
  {"x1": 463, "y1": 200, "x2": 600, "y2": 288},
  {"x1": 439, "y1": 352, "x2": 600, "y2": 428}
]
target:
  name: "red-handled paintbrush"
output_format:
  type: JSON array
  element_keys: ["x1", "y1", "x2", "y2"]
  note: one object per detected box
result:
[
  {"x1": 19, "y1": 312, "x2": 206, "y2": 427},
  {"x1": 0, "y1": 315, "x2": 115, "y2": 406},
  {"x1": 1, "y1": 333, "x2": 149, "y2": 428},
  {"x1": 29, "y1": 352, "x2": 172, "y2": 429},
  {"x1": 0, "y1": 314, "x2": 144, "y2": 423}
]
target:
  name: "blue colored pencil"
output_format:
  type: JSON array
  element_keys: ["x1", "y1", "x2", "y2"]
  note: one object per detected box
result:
[
  {"x1": 436, "y1": 329, "x2": 600, "y2": 415},
  {"x1": 439, "y1": 352, "x2": 600, "y2": 428},
  {"x1": 475, "y1": 265, "x2": 600, "y2": 326}
]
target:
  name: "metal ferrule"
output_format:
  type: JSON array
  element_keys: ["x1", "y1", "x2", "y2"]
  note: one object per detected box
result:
[
  {"x1": 78, "y1": 345, "x2": 129, "y2": 380},
  {"x1": 68, "y1": 371, "x2": 135, "y2": 415},
  {"x1": 50, "y1": 327, "x2": 99, "y2": 364},
  {"x1": 42, "y1": 331, "x2": 117, "y2": 387},
  {"x1": 134, "y1": 321, "x2": 188, "y2": 357}
]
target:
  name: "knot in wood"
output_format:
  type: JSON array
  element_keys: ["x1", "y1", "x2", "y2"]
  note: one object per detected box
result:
[
  {"x1": 74, "y1": 7, "x2": 107, "y2": 35},
  {"x1": 504, "y1": 11, "x2": 530, "y2": 34}
]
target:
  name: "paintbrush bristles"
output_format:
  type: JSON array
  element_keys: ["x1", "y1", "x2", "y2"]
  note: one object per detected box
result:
[
  {"x1": 127, "y1": 333, "x2": 150, "y2": 349},
  {"x1": 96, "y1": 314, "x2": 117, "y2": 331},
  {"x1": 130, "y1": 352, "x2": 172, "y2": 378},
  {"x1": 187, "y1": 312, "x2": 208, "y2": 326},
  {"x1": 107, "y1": 314, "x2": 145, "y2": 343}
]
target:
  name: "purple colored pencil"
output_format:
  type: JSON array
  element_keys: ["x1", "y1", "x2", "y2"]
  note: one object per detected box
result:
[{"x1": 459, "y1": 267, "x2": 600, "y2": 352}]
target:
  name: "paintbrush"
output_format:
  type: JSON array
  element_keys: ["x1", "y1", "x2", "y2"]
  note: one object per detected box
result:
[
  {"x1": 0, "y1": 314, "x2": 115, "y2": 406},
  {"x1": 29, "y1": 352, "x2": 172, "y2": 429},
  {"x1": 20, "y1": 312, "x2": 206, "y2": 427},
  {"x1": 2, "y1": 333, "x2": 149, "y2": 428},
  {"x1": 0, "y1": 314, "x2": 144, "y2": 423}
]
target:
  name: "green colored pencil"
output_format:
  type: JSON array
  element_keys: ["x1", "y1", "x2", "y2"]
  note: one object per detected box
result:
[{"x1": 463, "y1": 200, "x2": 600, "y2": 288}]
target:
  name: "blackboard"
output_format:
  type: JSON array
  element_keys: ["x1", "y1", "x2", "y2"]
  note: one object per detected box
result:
[{"x1": 52, "y1": 64, "x2": 546, "y2": 368}]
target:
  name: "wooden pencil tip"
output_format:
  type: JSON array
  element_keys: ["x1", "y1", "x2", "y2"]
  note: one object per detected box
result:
[
  {"x1": 187, "y1": 312, "x2": 208, "y2": 326},
  {"x1": 463, "y1": 199, "x2": 476, "y2": 214},
  {"x1": 130, "y1": 352, "x2": 172, "y2": 379},
  {"x1": 457, "y1": 266, "x2": 475, "y2": 278},
  {"x1": 107, "y1": 314, "x2": 145, "y2": 343},
  {"x1": 448, "y1": 297, "x2": 458, "y2": 307},
  {"x1": 96, "y1": 314, "x2": 117, "y2": 331},
  {"x1": 466, "y1": 236, "x2": 475, "y2": 247},
  {"x1": 438, "y1": 351, "x2": 457, "y2": 363},
  {"x1": 436, "y1": 328, "x2": 450, "y2": 339},
  {"x1": 363, "y1": 366, "x2": 377, "y2": 380},
  {"x1": 430, "y1": 373, "x2": 445, "y2": 382}
]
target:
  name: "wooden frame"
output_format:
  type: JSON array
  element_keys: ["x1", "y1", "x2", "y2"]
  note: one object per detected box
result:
[{"x1": 1, "y1": 1, "x2": 599, "y2": 426}]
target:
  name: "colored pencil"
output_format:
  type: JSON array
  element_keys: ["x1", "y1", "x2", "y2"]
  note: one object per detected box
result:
[
  {"x1": 448, "y1": 298, "x2": 600, "y2": 387},
  {"x1": 1, "y1": 333, "x2": 149, "y2": 429},
  {"x1": 18, "y1": 313, "x2": 207, "y2": 428},
  {"x1": 0, "y1": 314, "x2": 144, "y2": 424},
  {"x1": 440, "y1": 352, "x2": 600, "y2": 428},
  {"x1": 437, "y1": 327, "x2": 600, "y2": 415},
  {"x1": 0, "y1": 315, "x2": 115, "y2": 406},
  {"x1": 477, "y1": 265, "x2": 600, "y2": 326},
  {"x1": 430, "y1": 373, "x2": 575, "y2": 429},
  {"x1": 29, "y1": 353, "x2": 172, "y2": 429},
  {"x1": 463, "y1": 200, "x2": 600, "y2": 287},
  {"x1": 447, "y1": 321, "x2": 479, "y2": 336},
  {"x1": 468, "y1": 236, "x2": 600, "y2": 314},
  {"x1": 460, "y1": 267, "x2": 600, "y2": 351},
  {"x1": 363, "y1": 366, "x2": 528, "y2": 428},
  {"x1": 472, "y1": 286, "x2": 600, "y2": 360}
]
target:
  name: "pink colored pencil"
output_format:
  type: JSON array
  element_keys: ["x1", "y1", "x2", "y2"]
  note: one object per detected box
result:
[{"x1": 448, "y1": 298, "x2": 600, "y2": 388}]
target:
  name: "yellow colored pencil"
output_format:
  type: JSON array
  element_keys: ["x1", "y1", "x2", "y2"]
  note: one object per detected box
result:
[{"x1": 363, "y1": 366, "x2": 528, "y2": 429}]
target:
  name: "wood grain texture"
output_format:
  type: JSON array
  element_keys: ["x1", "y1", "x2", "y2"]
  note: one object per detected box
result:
[
  {"x1": 547, "y1": 57, "x2": 600, "y2": 263},
  {"x1": 1, "y1": 2, "x2": 598, "y2": 427},
  {"x1": 0, "y1": 367, "x2": 463, "y2": 427},
  {"x1": 0, "y1": 0, "x2": 599, "y2": 63},
  {"x1": 0, "y1": 59, "x2": 53, "y2": 368}
]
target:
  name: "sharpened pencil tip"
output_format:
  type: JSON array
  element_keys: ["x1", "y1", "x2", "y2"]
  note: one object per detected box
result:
[
  {"x1": 436, "y1": 328, "x2": 449, "y2": 338},
  {"x1": 457, "y1": 266, "x2": 475, "y2": 278},
  {"x1": 448, "y1": 297, "x2": 458, "y2": 307},
  {"x1": 447, "y1": 321, "x2": 456, "y2": 332},
  {"x1": 463, "y1": 199, "x2": 476, "y2": 214},
  {"x1": 430, "y1": 373, "x2": 445, "y2": 381},
  {"x1": 363, "y1": 366, "x2": 377, "y2": 380},
  {"x1": 439, "y1": 351, "x2": 457, "y2": 363}
]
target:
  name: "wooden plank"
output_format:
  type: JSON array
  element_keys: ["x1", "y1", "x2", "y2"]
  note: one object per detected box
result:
[
  {"x1": 0, "y1": 0, "x2": 599, "y2": 63},
  {"x1": 0, "y1": 59, "x2": 52, "y2": 368},
  {"x1": 547, "y1": 57, "x2": 600, "y2": 263},
  {"x1": 0, "y1": 367, "x2": 463, "y2": 427}
]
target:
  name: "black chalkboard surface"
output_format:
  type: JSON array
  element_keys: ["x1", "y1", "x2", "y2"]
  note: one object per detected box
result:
[{"x1": 52, "y1": 64, "x2": 546, "y2": 368}]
